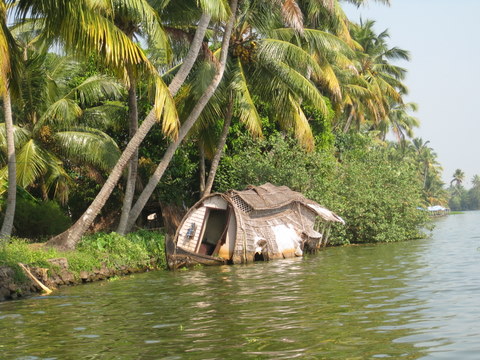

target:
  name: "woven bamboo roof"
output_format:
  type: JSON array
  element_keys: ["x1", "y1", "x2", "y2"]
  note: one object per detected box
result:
[{"x1": 229, "y1": 183, "x2": 344, "y2": 223}]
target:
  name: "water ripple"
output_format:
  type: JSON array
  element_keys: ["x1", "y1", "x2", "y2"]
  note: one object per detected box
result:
[{"x1": 2, "y1": 212, "x2": 480, "y2": 358}]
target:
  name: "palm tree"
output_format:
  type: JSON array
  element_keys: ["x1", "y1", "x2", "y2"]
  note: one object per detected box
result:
[
  {"x1": 112, "y1": 0, "x2": 172, "y2": 234},
  {"x1": 122, "y1": 0, "x2": 239, "y2": 233},
  {"x1": 0, "y1": 1, "x2": 22, "y2": 237},
  {"x1": 20, "y1": 0, "x2": 401, "y2": 247},
  {"x1": 412, "y1": 138, "x2": 433, "y2": 187},
  {"x1": 468, "y1": 174, "x2": 480, "y2": 210},
  {"x1": 116, "y1": 0, "x2": 231, "y2": 234},
  {"x1": 379, "y1": 102, "x2": 419, "y2": 141},
  {"x1": 339, "y1": 20, "x2": 410, "y2": 134},
  {"x1": 1, "y1": 53, "x2": 124, "y2": 203},
  {"x1": 0, "y1": 88, "x2": 15, "y2": 238},
  {"x1": 200, "y1": 0, "x2": 354, "y2": 196},
  {"x1": 123, "y1": 0, "x2": 355, "y2": 229},
  {"x1": 46, "y1": 0, "x2": 229, "y2": 248},
  {"x1": 472, "y1": 175, "x2": 480, "y2": 189},
  {"x1": 451, "y1": 169, "x2": 465, "y2": 187}
]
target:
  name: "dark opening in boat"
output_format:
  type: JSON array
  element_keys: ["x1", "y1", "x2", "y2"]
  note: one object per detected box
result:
[
  {"x1": 197, "y1": 208, "x2": 229, "y2": 256},
  {"x1": 254, "y1": 252, "x2": 265, "y2": 261}
]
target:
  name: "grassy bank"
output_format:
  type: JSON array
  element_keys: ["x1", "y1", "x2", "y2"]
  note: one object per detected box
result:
[{"x1": 0, "y1": 229, "x2": 167, "y2": 282}]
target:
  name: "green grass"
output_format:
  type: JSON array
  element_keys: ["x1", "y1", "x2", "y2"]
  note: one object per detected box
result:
[{"x1": 0, "y1": 230, "x2": 167, "y2": 282}]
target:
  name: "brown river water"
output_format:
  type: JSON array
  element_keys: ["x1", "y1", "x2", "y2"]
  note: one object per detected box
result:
[{"x1": 1, "y1": 211, "x2": 480, "y2": 359}]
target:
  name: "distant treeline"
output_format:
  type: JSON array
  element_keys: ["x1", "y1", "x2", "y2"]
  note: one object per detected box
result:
[{"x1": 448, "y1": 172, "x2": 480, "y2": 211}]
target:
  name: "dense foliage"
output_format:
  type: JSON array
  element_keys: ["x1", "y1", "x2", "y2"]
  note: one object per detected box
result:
[
  {"x1": 215, "y1": 131, "x2": 428, "y2": 245},
  {"x1": 0, "y1": 0, "x2": 448, "y2": 249},
  {"x1": 448, "y1": 173, "x2": 480, "y2": 211}
]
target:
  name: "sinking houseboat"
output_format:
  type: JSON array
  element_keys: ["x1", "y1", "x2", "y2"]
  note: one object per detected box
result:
[{"x1": 166, "y1": 183, "x2": 344, "y2": 269}]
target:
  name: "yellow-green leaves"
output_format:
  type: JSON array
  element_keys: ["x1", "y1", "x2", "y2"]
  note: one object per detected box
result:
[
  {"x1": 154, "y1": 74, "x2": 179, "y2": 138},
  {"x1": 231, "y1": 58, "x2": 262, "y2": 137},
  {"x1": 197, "y1": 0, "x2": 230, "y2": 20}
]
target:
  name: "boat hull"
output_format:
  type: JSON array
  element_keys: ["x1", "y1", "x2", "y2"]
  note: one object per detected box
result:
[{"x1": 166, "y1": 235, "x2": 227, "y2": 269}]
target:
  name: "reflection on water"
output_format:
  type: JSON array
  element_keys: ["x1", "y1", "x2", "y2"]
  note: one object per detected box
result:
[{"x1": 1, "y1": 212, "x2": 480, "y2": 359}]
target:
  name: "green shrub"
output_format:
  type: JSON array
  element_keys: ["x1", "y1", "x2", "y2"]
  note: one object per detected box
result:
[
  {"x1": 0, "y1": 239, "x2": 62, "y2": 281},
  {"x1": 13, "y1": 198, "x2": 71, "y2": 239},
  {"x1": 74, "y1": 230, "x2": 166, "y2": 271},
  {"x1": 215, "y1": 132, "x2": 428, "y2": 245},
  {"x1": 126, "y1": 229, "x2": 166, "y2": 268},
  {"x1": 0, "y1": 230, "x2": 167, "y2": 282},
  {"x1": 323, "y1": 144, "x2": 428, "y2": 244}
]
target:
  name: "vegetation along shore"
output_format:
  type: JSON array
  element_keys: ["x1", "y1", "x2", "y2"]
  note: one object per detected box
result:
[{"x1": 1, "y1": 0, "x2": 478, "y2": 300}]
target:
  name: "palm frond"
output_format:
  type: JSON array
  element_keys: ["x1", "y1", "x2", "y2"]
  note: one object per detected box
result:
[
  {"x1": 54, "y1": 127, "x2": 121, "y2": 171},
  {"x1": 81, "y1": 101, "x2": 128, "y2": 130},
  {"x1": 262, "y1": 59, "x2": 328, "y2": 114},
  {"x1": 281, "y1": 0, "x2": 303, "y2": 33},
  {"x1": 15, "y1": 139, "x2": 49, "y2": 187},
  {"x1": 43, "y1": 162, "x2": 72, "y2": 205},
  {"x1": 16, "y1": 0, "x2": 151, "y2": 71},
  {"x1": 0, "y1": 123, "x2": 31, "y2": 153},
  {"x1": 0, "y1": 4, "x2": 23, "y2": 97},
  {"x1": 270, "y1": 28, "x2": 354, "y2": 58},
  {"x1": 289, "y1": 95, "x2": 314, "y2": 151},
  {"x1": 21, "y1": 53, "x2": 50, "y2": 121},
  {"x1": 312, "y1": 53, "x2": 341, "y2": 100},
  {"x1": 44, "y1": 54, "x2": 80, "y2": 87},
  {"x1": 376, "y1": 74, "x2": 406, "y2": 99},
  {"x1": 0, "y1": 2, "x2": 10, "y2": 95},
  {"x1": 185, "y1": 62, "x2": 226, "y2": 138},
  {"x1": 373, "y1": 63, "x2": 407, "y2": 80},
  {"x1": 383, "y1": 46, "x2": 410, "y2": 61},
  {"x1": 65, "y1": 75, "x2": 124, "y2": 106},
  {"x1": 114, "y1": 0, "x2": 172, "y2": 63},
  {"x1": 257, "y1": 38, "x2": 324, "y2": 79},
  {"x1": 154, "y1": 73, "x2": 179, "y2": 137},
  {"x1": 36, "y1": 98, "x2": 83, "y2": 129},
  {"x1": 343, "y1": 83, "x2": 374, "y2": 99},
  {"x1": 197, "y1": 0, "x2": 230, "y2": 20},
  {"x1": 230, "y1": 58, "x2": 262, "y2": 137}
]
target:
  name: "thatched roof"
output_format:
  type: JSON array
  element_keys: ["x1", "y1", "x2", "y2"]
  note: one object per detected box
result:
[{"x1": 229, "y1": 183, "x2": 344, "y2": 224}]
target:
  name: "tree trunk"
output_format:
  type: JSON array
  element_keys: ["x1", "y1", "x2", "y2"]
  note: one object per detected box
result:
[
  {"x1": 203, "y1": 96, "x2": 233, "y2": 197},
  {"x1": 424, "y1": 166, "x2": 429, "y2": 189},
  {"x1": 169, "y1": 13, "x2": 211, "y2": 97},
  {"x1": 46, "y1": 13, "x2": 212, "y2": 250},
  {"x1": 116, "y1": 67, "x2": 139, "y2": 235},
  {"x1": 199, "y1": 143, "x2": 206, "y2": 194},
  {"x1": 1, "y1": 90, "x2": 16, "y2": 238},
  {"x1": 343, "y1": 105, "x2": 354, "y2": 133},
  {"x1": 123, "y1": 0, "x2": 239, "y2": 233}
]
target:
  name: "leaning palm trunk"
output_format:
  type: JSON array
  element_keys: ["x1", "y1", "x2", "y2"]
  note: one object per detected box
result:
[
  {"x1": 117, "y1": 12, "x2": 212, "y2": 234},
  {"x1": 199, "y1": 143, "x2": 206, "y2": 194},
  {"x1": 169, "y1": 13, "x2": 212, "y2": 94},
  {"x1": 124, "y1": 0, "x2": 239, "y2": 232},
  {"x1": 116, "y1": 67, "x2": 139, "y2": 235},
  {"x1": 1, "y1": 89, "x2": 16, "y2": 238},
  {"x1": 343, "y1": 105, "x2": 355, "y2": 133},
  {"x1": 203, "y1": 95, "x2": 233, "y2": 197},
  {"x1": 46, "y1": 12, "x2": 213, "y2": 250}
]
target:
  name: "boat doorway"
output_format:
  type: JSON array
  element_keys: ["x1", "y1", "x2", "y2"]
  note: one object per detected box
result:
[{"x1": 197, "y1": 208, "x2": 230, "y2": 256}]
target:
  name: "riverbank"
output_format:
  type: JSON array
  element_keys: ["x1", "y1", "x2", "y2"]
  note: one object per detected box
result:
[
  {"x1": 0, "y1": 209, "x2": 433, "y2": 302},
  {"x1": 0, "y1": 230, "x2": 167, "y2": 301}
]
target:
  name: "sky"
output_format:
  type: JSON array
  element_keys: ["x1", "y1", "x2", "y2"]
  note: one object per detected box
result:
[{"x1": 343, "y1": 0, "x2": 480, "y2": 187}]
